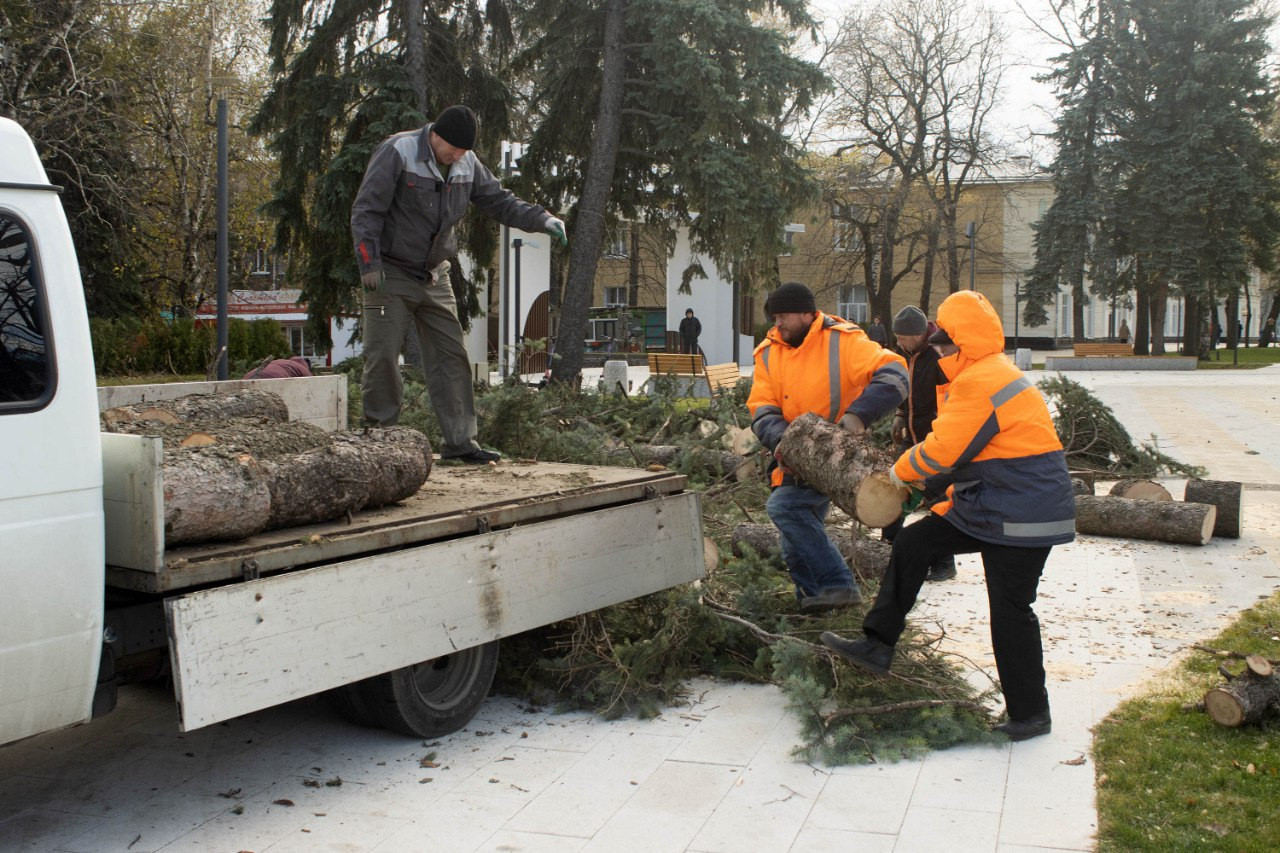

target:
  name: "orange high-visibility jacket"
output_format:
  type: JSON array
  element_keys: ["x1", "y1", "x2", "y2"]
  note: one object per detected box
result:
[
  {"x1": 894, "y1": 291, "x2": 1075, "y2": 547},
  {"x1": 748, "y1": 313, "x2": 908, "y2": 487}
]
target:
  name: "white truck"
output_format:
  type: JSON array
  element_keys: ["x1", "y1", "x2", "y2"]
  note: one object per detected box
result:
[{"x1": 0, "y1": 118, "x2": 705, "y2": 746}]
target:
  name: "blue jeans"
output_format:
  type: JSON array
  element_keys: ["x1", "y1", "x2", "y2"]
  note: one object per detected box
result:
[{"x1": 766, "y1": 485, "x2": 856, "y2": 599}]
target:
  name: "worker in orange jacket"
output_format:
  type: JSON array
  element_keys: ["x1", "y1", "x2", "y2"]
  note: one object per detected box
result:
[
  {"x1": 747, "y1": 282, "x2": 909, "y2": 613},
  {"x1": 821, "y1": 290, "x2": 1075, "y2": 742}
]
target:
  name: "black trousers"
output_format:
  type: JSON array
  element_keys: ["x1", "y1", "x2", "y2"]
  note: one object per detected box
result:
[{"x1": 863, "y1": 512, "x2": 1052, "y2": 721}]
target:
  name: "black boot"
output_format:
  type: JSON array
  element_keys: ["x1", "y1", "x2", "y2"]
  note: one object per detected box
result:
[
  {"x1": 820, "y1": 631, "x2": 894, "y2": 674},
  {"x1": 993, "y1": 709, "x2": 1052, "y2": 741}
]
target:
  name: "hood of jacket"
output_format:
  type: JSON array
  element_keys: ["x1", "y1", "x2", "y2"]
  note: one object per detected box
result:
[{"x1": 935, "y1": 291, "x2": 1005, "y2": 380}]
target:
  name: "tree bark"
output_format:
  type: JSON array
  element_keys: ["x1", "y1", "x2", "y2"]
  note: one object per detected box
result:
[
  {"x1": 1183, "y1": 479, "x2": 1243, "y2": 539},
  {"x1": 101, "y1": 389, "x2": 290, "y2": 426},
  {"x1": 550, "y1": 0, "x2": 628, "y2": 384},
  {"x1": 104, "y1": 418, "x2": 330, "y2": 457},
  {"x1": 162, "y1": 427, "x2": 433, "y2": 545},
  {"x1": 1203, "y1": 667, "x2": 1280, "y2": 727},
  {"x1": 775, "y1": 413, "x2": 899, "y2": 523},
  {"x1": 848, "y1": 536, "x2": 892, "y2": 583},
  {"x1": 1108, "y1": 479, "x2": 1172, "y2": 501},
  {"x1": 731, "y1": 523, "x2": 783, "y2": 559},
  {"x1": 1074, "y1": 495, "x2": 1216, "y2": 545}
]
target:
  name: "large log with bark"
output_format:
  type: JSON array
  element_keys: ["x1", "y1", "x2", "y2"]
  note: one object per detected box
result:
[
  {"x1": 102, "y1": 389, "x2": 290, "y2": 426},
  {"x1": 162, "y1": 427, "x2": 433, "y2": 545},
  {"x1": 775, "y1": 413, "x2": 901, "y2": 525},
  {"x1": 1184, "y1": 479, "x2": 1243, "y2": 539},
  {"x1": 729, "y1": 522, "x2": 891, "y2": 582},
  {"x1": 1108, "y1": 478, "x2": 1172, "y2": 501},
  {"x1": 104, "y1": 417, "x2": 330, "y2": 457},
  {"x1": 1203, "y1": 657, "x2": 1280, "y2": 727},
  {"x1": 848, "y1": 536, "x2": 893, "y2": 583},
  {"x1": 731, "y1": 523, "x2": 784, "y2": 559},
  {"x1": 1074, "y1": 495, "x2": 1216, "y2": 545}
]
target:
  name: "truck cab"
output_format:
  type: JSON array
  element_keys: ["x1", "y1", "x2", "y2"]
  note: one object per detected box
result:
[{"x1": 0, "y1": 117, "x2": 107, "y2": 743}]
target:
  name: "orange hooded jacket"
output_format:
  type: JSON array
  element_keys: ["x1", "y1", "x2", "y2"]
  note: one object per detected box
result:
[
  {"x1": 748, "y1": 313, "x2": 908, "y2": 487},
  {"x1": 893, "y1": 291, "x2": 1075, "y2": 547}
]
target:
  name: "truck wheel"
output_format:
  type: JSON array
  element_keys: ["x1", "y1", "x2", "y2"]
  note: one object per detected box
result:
[{"x1": 362, "y1": 641, "x2": 499, "y2": 737}]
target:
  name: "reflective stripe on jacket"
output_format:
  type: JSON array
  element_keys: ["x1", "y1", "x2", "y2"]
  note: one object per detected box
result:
[
  {"x1": 893, "y1": 291, "x2": 1075, "y2": 547},
  {"x1": 748, "y1": 313, "x2": 908, "y2": 487}
]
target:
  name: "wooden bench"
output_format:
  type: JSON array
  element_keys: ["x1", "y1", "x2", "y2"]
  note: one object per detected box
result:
[
  {"x1": 704, "y1": 362, "x2": 743, "y2": 395},
  {"x1": 648, "y1": 352, "x2": 705, "y2": 375},
  {"x1": 1073, "y1": 342, "x2": 1133, "y2": 357}
]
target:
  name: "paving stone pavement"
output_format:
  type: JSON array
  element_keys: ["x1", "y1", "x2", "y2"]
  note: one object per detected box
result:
[{"x1": 3, "y1": 365, "x2": 1279, "y2": 852}]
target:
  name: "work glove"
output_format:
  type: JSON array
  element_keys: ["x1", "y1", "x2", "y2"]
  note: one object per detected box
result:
[
  {"x1": 892, "y1": 415, "x2": 908, "y2": 446},
  {"x1": 889, "y1": 466, "x2": 913, "y2": 491},
  {"x1": 361, "y1": 270, "x2": 384, "y2": 292},
  {"x1": 545, "y1": 216, "x2": 568, "y2": 248},
  {"x1": 838, "y1": 413, "x2": 865, "y2": 435},
  {"x1": 901, "y1": 488, "x2": 925, "y2": 514}
]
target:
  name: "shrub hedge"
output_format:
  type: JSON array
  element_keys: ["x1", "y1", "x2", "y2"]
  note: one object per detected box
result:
[{"x1": 90, "y1": 317, "x2": 292, "y2": 377}]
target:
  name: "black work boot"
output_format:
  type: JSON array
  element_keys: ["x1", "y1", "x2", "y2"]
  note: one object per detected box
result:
[
  {"x1": 799, "y1": 587, "x2": 862, "y2": 615},
  {"x1": 925, "y1": 561, "x2": 957, "y2": 582},
  {"x1": 820, "y1": 631, "x2": 894, "y2": 674},
  {"x1": 443, "y1": 447, "x2": 501, "y2": 464},
  {"x1": 993, "y1": 709, "x2": 1052, "y2": 741}
]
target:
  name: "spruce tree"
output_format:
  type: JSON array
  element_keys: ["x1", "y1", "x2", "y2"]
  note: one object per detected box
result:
[{"x1": 511, "y1": 0, "x2": 825, "y2": 382}]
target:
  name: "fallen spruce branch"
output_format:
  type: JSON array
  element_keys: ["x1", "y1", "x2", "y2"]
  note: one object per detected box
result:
[
  {"x1": 701, "y1": 597, "x2": 829, "y2": 655},
  {"x1": 1192, "y1": 644, "x2": 1280, "y2": 666},
  {"x1": 822, "y1": 699, "x2": 990, "y2": 727}
]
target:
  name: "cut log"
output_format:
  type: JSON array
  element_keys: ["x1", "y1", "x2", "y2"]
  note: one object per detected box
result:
[
  {"x1": 102, "y1": 389, "x2": 290, "y2": 426},
  {"x1": 162, "y1": 427, "x2": 433, "y2": 545},
  {"x1": 1074, "y1": 495, "x2": 1216, "y2": 545},
  {"x1": 855, "y1": 472, "x2": 908, "y2": 528},
  {"x1": 1203, "y1": 669, "x2": 1280, "y2": 727},
  {"x1": 1184, "y1": 479, "x2": 1243, "y2": 539},
  {"x1": 731, "y1": 523, "x2": 783, "y2": 559},
  {"x1": 104, "y1": 417, "x2": 331, "y2": 457},
  {"x1": 775, "y1": 413, "x2": 897, "y2": 524},
  {"x1": 703, "y1": 536, "x2": 720, "y2": 574},
  {"x1": 848, "y1": 536, "x2": 893, "y2": 583},
  {"x1": 1071, "y1": 477, "x2": 1093, "y2": 497},
  {"x1": 1108, "y1": 479, "x2": 1172, "y2": 501},
  {"x1": 1069, "y1": 470, "x2": 1098, "y2": 490}
]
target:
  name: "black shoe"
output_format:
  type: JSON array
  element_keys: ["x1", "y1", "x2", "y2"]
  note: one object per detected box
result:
[
  {"x1": 820, "y1": 632, "x2": 894, "y2": 674},
  {"x1": 799, "y1": 587, "x2": 862, "y2": 614},
  {"x1": 993, "y1": 710, "x2": 1052, "y2": 741},
  {"x1": 925, "y1": 562, "x2": 957, "y2": 582},
  {"x1": 444, "y1": 448, "x2": 501, "y2": 464}
]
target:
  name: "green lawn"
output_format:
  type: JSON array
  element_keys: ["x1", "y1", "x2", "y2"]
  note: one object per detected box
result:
[
  {"x1": 1094, "y1": 591, "x2": 1280, "y2": 851},
  {"x1": 1197, "y1": 346, "x2": 1280, "y2": 369}
]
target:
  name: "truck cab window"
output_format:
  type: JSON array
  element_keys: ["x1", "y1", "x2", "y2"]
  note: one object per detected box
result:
[{"x1": 0, "y1": 213, "x2": 51, "y2": 407}]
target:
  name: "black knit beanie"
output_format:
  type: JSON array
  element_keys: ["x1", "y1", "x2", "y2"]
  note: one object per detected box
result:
[
  {"x1": 766, "y1": 282, "x2": 817, "y2": 315},
  {"x1": 892, "y1": 305, "x2": 928, "y2": 336},
  {"x1": 433, "y1": 105, "x2": 477, "y2": 150}
]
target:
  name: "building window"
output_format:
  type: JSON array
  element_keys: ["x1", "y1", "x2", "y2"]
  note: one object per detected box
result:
[
  {"x1": 832, "y1": 205, "x2": 859, "y2": 252},
  {"x1": 837, "y1": 284, "x2": 869, "y2": 324},
  {"x1": 603, "y1": 286, "x2": 626, "y2": 307},
  {"x1": 782, "y1": 223, "x2": 805, "y2": 251},
  {"x1": 0, "y1": 211, "x2": 54, "y2": 409},
  {"x1": 604, "y1": 234, "x2": 628, "y2": 258},
  {"x1": 286, "y1": 324, "x2": 320, "y2": 360}
]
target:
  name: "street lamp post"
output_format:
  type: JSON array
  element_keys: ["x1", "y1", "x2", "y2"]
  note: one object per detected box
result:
[{"x1": 215, "y1": 97, "x2": 229, "y2": 380}]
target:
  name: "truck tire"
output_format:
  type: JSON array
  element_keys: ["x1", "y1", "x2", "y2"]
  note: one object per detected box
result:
[{"x1": 361, "y1": 641, "x2": 499, "y2": 737}]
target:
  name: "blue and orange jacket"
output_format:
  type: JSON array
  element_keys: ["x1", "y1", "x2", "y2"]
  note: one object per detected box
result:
[
  {"x1": 894, "y1": 291, "x2": 1074, "y2": 547},
  {"x1": 748, "y1": 313, "x2": 908, "y2": 487}
]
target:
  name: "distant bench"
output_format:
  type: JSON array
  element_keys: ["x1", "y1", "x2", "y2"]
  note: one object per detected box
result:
[
  {"x1": 1073, "y1": 342, "x2": 1133, "y2": 357},
  {"x1": 648, "y1": 352, "x2": 704, "y2": 375},
  {"x1": 704, "y1": 362, "x2": 743, "y2": 395}
]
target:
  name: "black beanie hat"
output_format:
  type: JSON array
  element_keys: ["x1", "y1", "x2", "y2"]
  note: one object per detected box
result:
[
  {"x1": 892, "y1": 305, "x2": 928, "y2": 336},
  {"x1": 766, "y1": 282, "x2": 817, "y2": 315},
  {"x1": 433, "y1": 105, "x2": 477, "y2": 150}
]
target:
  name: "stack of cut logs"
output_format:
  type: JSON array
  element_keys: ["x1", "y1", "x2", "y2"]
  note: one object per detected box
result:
[
  {"x1": 734, "y1": 414, "x2": 1244, "y2": 580},
  {"x1": 102, "y1": 389, "x2": 434, "y2": 545}
]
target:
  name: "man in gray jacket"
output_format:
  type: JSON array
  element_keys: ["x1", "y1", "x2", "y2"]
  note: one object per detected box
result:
[{"x1": 351, "y1": 105, "x2": 567, "y2": 463}]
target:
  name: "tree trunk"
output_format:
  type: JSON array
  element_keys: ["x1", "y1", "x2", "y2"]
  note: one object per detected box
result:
[
  {"x1": 1226, "y1": 292, "x2": 1239, "y2": 350},
  {"x1": 731, "y1": 523, "x2": 783, "y2": 559},
  {"x1": 104, "y1": 418, "x2": 331, "y2": 457},
  {"x1": 1071, "y1": 277, "x2": 1085, "y2": 343},
  {"x1": 1184, "y1": 291, "x2": 1203, "y2": 358},
  {"x1": 1150, "y1": 280, "x2": 1169, "y2": 355},
  {"x1": 401, "y1": 0, "x2": 428, "y2": 115},
  {"x1": 163, "y1": 427, "x2": 433, "y2": 545},
  {"x1": 1133, "y1": 277, "x2": 1151, "y2": 355},
  {"x1": 848, "y1": 535, "x2": 892, "y2": 584},
  {"x1": 775, "y1": 413, "x2": 899, "y2": 524},
  {"x1": 550, "y1": 0, "x2": 627, "y2": 384},
  {"x1": 1184, "y1": 479, "x2": 1243, "y2": 539},
  {"x1": 101, "y1": 389, "x2": 290, "y2": 426},
  {"x1": 1108, "y1": 479, "x2": 1172, "y2": 501},
  {"x1": 1203, "y1": 665, "x2": 1280, "y2": 727},
  {"x1": 730, "y1": 522, "x2": 885, "y2": 580},
  {"x1": 1259, "y1": 293, "x2": 1280, "y2": 347},
  {"x1": 918, "y1": 221, "x2": 939, "y2": 316},
  {"x1": 1074, "y1": 495, "x2": 1216, "y2": 545}
]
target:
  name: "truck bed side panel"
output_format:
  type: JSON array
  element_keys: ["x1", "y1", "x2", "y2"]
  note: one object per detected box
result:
[{"x1": 165, "y1": 492, "x2": 704, "y2": 731}]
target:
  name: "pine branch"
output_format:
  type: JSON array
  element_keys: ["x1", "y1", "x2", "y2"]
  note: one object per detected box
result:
[{"x1": 822, "y1": 699, "x2": 990, "y2": 727}]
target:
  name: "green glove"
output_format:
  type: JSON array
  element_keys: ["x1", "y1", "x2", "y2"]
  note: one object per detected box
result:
[
  {"x1": 901, "y1": 489, "x2": 925, "y2": 514},
  {"x1": 545, "y1": 216, "x2": 568, "y2": 248}
]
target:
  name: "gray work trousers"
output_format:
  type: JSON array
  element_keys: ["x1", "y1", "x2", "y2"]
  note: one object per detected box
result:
[{"x1": 360, "y1": 263, "x2": 479, "y2": 457}]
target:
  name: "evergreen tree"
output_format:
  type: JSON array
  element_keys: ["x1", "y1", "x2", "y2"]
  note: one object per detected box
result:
[
  {"x1": 251, "y1": 0, "x2": 517, "y2": 349},
  {"x1": 511, "y1": 0, "x2": 826, "y2": 382}
]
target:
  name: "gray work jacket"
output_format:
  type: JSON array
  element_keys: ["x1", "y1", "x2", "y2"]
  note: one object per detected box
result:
[{"x1": 351, "y1": 124, "x2": 550, "y2": 279}]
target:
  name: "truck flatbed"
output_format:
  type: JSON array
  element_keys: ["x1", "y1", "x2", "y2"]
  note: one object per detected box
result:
[{"x1": 107, "y1": 460, "x2": 689, "y2": 593}]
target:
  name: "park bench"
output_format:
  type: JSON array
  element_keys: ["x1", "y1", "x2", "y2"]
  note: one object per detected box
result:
[
  {"x1": 1073, "y1": 342, "x2": 1133, "y2": 357},
  {"x1": 704, "y1": 362, "x2": 744, "y2": 396},
  {"x1": 648, "y1": 352, "x2": 705, "y2": 375}
]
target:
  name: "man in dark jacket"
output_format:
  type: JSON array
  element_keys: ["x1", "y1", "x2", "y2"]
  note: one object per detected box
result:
[
  {"x1": 882, "y1": 305, "x2": 954, "y2": 582},
  {"x1": 351, "y1": 105, "x2": 567, "y2": 463},
  {"x1": 678, "y1": 309, "x2": 702, "y2": 356},
  {"x1": 864, "y1": 315, "x2": 889, "y2": 347}
]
